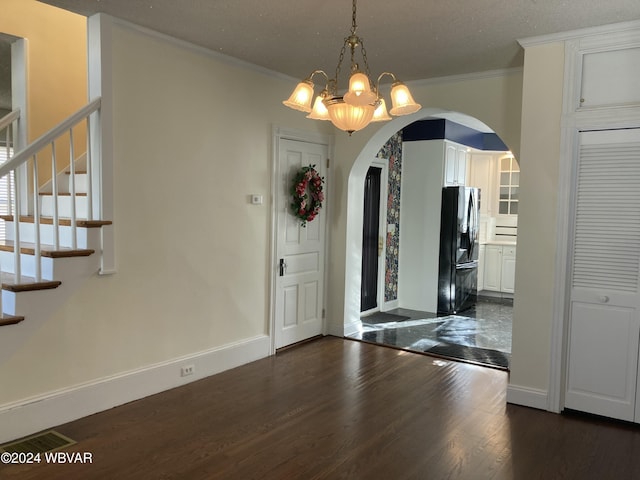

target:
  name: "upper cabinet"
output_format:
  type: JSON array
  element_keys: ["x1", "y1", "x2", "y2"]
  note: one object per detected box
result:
[
  {"x1": 468, "y1": 152, "x2": 518, "y2": 217},
  {"x1": 579, "y1": 46, "x2": 640, "y2": 110},
  {"x1": 566, "y1": 28, "x2": 640, "y2": 112},
  {"x1": 498, "y1": 155, "x2": 520, "y2": 215},
  {"x1": 444, "y1": 141, "x2": 469, "y2": 187}
]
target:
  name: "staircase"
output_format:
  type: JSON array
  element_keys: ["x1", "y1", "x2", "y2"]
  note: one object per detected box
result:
[{"x1": 0, "y1": 99, "x2": 109, "y2": 328}]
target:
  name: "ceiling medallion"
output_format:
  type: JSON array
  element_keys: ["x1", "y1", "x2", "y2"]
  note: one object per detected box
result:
[{"x1": 282, "y1": 0, "x2": 421, "y2": 135}]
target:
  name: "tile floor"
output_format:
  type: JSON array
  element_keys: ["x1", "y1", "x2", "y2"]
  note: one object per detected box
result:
[{"x1": 348, "y1": 296, "x2": 513, "y2": 369}]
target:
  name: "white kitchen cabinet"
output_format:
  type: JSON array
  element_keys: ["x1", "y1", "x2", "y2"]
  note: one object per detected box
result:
[
  {"x1": 483, "y1": 245, "x2": 502, "y2": 292},
  {"x1": 482, "y1": 244, "x2": 516, "y2": 293},
  {"x1": 468, "y1": 154, "x2": 495, "y2": 216},
  {"x1": 579, "y1": 46, "x2": 640, "y2": 110},
  {"x1": 477, "y1": 244, "x2": 486, "y2": 292},
  {"x1": 501, "y1": 246, "x2": 517, "y2": 293},
  {"x1": 444, "y1": 141, "x2": 468, "y2": 187}
]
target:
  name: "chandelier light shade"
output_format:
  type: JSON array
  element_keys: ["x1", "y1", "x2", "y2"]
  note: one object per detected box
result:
[
  {"x1": 282, "y1": 80, "x2": 314, "y2": 113},
  {"x1": 282, "y1": 0, "x2": 421, "y2": 135},
  {"x1": 371, "y1": 98, "x2": 392, "y2": 122},
  {"x1": 344, "y1": 72, "x2": 378, "y2": 106},
  {"x1": 307, "y1": 91, "x2": 331, "y2": 120},
  {"x1": 389, "y1": 81, "x2": 422, "y2": 116},
  {"x1": 324, "y1": 96, "x2": 375, "y2": 133}
]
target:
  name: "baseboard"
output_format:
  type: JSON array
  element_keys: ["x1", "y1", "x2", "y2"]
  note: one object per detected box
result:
[
  {"x1": 342, "y1": 319, "x2": 361, "y2": 337},
  {"x1": 382, "y1": 299, "x2": 399, "y2": 311},
  {"x1": 0, "y1": 334, "x2": 270, "y2": 444},
  {"x1": 506, "y1": 383, "x2": 549, "y2": 411}
]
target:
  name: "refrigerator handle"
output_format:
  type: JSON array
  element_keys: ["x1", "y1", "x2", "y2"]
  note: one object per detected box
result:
[{"x1": 468, "y1": 191, "x2": 476, "y2": 259}]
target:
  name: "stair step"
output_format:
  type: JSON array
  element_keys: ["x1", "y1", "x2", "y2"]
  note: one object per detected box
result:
[
  {"x1": 2, "y1": 280, "x2": 62, "y2": 292},
  {"x1": 0, "y1": 314, "x2": 25, "y2": 327},
  {"x1": 0, "y1": 240, "x2": 94, "y2": 258},
  {"x1": 0, "y1": 215, "x2": 112, "y2": 228}
]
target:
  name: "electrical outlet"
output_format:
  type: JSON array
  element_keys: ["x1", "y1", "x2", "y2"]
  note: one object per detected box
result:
[{"x1": 181, "y1": 365, "x2": 195, "y2": 377}]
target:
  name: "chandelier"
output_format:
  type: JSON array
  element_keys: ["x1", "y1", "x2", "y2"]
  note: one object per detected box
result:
[{"x1": 282, "y1": 0, "x2": 421, "y2": 135}]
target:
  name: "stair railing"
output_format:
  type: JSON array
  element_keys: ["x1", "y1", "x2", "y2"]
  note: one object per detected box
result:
[{"x1": 0, "y1": 98, "x2": 101, "y2": 283}]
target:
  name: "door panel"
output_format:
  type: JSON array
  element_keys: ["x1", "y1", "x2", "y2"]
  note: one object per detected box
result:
[
  {"x1": 565, "y1": 128, "x2": 640, "y2": 421},
  {"x1": 566, "y1": 300, "x2": 639, "y2": 421},
  {"x1": 361, "y1": 166, "x2": 381, "y2": 312},
  {"x1": 275, "y1": 139, "x2": 327, "y2": 349}
]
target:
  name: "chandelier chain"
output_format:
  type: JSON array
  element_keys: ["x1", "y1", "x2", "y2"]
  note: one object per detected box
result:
[
  {"x1": 360, "y1": 39, "x2": 372, "y2": 82},
  {"x1": 334, "y1": 43, "x2": 347, "y2": 92},
  {"x1": 351, "y1": 0, "x2": 357, "y2": 35}
]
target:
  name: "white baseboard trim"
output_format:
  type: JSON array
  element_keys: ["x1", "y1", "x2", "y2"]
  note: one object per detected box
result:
[
  {"x1": 342, "y1": 320, "x2": 361, "y2": 337},
  {"x1": 0, "y1": 334, "x2": 270, "y2": 444},
  {"x1": 382, "y1": 299, "x2": 399, "y2": 311},
  {"x1": 506, "y1": 384, "x2": 549, "y2": 411}
]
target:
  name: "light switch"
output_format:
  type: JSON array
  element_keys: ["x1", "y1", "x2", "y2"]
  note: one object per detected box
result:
[{"x1": 251, "y1": 194, "x2": 263, "y2": 205}]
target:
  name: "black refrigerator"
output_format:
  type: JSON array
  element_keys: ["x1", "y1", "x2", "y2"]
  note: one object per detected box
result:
[{"x1": 437, "y1": 186, "x2": 480, "y2": 314}]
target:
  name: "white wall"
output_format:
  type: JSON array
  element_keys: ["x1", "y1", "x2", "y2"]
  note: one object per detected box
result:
[
  {"x1": 0, "y1": 17, "x2": 330, "y2": 438},
  {"x1": 507, "y1": 43, "x2": 565, "y2": 402}
]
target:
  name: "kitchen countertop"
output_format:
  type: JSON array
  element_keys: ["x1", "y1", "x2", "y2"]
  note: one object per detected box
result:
[{"x1": 482, "y1": 239, "x2": 517, "y2": 246}]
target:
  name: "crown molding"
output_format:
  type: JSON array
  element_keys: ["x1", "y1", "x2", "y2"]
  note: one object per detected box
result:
[
  {"x1": 408, "y1": 67, "x2": 523, "y2": 87},
  {"x1": 519, "y1": 18, "x2": 640, "y2": 48}
]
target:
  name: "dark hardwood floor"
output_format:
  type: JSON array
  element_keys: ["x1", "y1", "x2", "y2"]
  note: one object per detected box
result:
[{"x1": 3, "y1": 336, "x2": 640, "y2": 479}]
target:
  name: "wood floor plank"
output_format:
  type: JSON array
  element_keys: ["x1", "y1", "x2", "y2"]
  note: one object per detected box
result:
[{"x1": 2, "y1": 337, "x2": 640, "y2": 479}]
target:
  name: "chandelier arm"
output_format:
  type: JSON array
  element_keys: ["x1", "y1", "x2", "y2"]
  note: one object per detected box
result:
[
  {"x1": 306, "y1": 70, "x2": 329, "y2": 84},
  {"x1": 375, "y1": 72, "x2": 398, "y2": 94}
]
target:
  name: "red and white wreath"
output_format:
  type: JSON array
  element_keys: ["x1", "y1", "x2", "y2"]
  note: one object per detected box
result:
[{"x1": 291, "y1": 165, "x2": 325, "y2": 227}]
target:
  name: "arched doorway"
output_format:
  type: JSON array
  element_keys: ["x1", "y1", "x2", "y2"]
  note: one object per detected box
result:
[{"x1": 344, "y1": 110, "x2": 517, "y2": 370}]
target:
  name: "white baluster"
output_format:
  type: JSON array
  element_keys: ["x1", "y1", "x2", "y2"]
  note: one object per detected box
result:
[
  {"x1": 85, "y1": 116, "x2": 93, "y2": 221},
  {"x1": 33, "y1": 154, "x2": 41, "y2": 282},
  {"x1": 51, "y1": 141, "x2": 59, "y2": 250},
  {"x1": 69, "y1": 128, "x2": 77, "y2": 250},
  {"x1": 13, "y1": 167, "x2": 21, "y2": 282}
]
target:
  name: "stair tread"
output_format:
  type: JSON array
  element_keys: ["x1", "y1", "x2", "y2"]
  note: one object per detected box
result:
[
  {"x1": 0, "y1": 215, "x2": 112, "y2": 227},
  {"x1": 0, "y1": 240, "x2": 94, "y2": 257},
  {"x1": 0, "y1": 315, "x2": 25, "y2": 327},
  {"x1": 0, "y1": 272, "x2": 62, "y2": 292}
]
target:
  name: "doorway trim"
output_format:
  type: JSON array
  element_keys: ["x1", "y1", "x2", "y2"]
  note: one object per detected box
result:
[
  {"x1": 344, "y1": 108, "x2": 465, "y2": 335},
  {"x1": 548, "y1": 34, "x2": 640, "y2": 414},
  {"x1": 360, "y1": 159, "x2": 389, "y2": 316},
  {"x1": 269, "y1": 126, "x2": 334, "y2": 355}
]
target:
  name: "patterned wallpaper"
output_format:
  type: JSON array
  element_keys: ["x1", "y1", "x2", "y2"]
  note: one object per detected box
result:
[{"x1": 376, "y1": 131, "x2": 403, "y2": 303}]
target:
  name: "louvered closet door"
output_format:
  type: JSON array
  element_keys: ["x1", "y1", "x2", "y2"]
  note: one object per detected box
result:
[{"x1": 565, "y1": 128, "x2": 640, "y2": 422}]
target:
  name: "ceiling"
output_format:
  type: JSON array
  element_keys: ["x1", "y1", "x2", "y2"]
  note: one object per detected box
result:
[{"x1": 38, "y1": 0, "x2": 640, "y2": 83}]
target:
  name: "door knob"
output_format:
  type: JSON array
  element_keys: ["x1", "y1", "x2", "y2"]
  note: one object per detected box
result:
[{"x1": 599, "y1": 295, "x2": 609, "y2": 303}]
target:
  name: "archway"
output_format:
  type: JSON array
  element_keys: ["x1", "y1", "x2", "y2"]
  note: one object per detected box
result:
[{"x1": 343, "y1": 109, "x2": 516, "y2": 368}]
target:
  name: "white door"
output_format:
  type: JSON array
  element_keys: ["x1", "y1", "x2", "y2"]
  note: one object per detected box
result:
[
  {"x1": 565, "y1": 128, "x2": 640, "y2": 422},
  {"x1": 274, "y1": 138, "x2": 328, "y2": 349}
]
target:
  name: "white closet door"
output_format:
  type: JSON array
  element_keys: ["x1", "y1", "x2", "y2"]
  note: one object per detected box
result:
[{"x1": 565, "y1": 128, "x2": 640, "y2": 422}]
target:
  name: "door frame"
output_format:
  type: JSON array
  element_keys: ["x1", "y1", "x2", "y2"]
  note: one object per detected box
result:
[
  {"x1": 548, "y1": 35, "x2": 640, "y2": 414},
  {"x1": 360, "y1": 158, "x2": 389, "y2": 316},
  {"x1": 269, "y1": 126, "x2": 334, "y2": 355}
]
